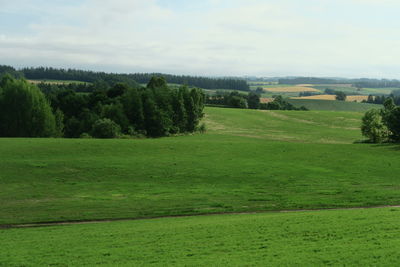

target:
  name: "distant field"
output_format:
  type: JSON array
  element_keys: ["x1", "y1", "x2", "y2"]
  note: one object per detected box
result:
[
  {"x1": 288, "y1": 98, "x2": 381, "y2": 112},
  {"x1": 2, "y1": 207, "x2": 400, "y2": 266},
  {"x1": 264, "y1": 86, "x2": 320, "y2": 93},
  {"x1": 28, "y1": 79, "x2": 88, "y2": 85},
  {"x1": 260, "y1": 97, "x2": 273, "y2": 103},
  {"x1": 292, "y1": 94, "x2": 369, "y2": 102}
]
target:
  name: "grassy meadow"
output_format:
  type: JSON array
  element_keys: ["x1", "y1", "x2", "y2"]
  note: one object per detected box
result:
[
  {"x1": 1, "y1": 107, "x2": 400, "y2": 226},
  {"x1": 2, "y1": 207, "x2": 400, "y2": 266},
  {"x1": 2, "y1": 106, "x2": 400, "y2": 265}
]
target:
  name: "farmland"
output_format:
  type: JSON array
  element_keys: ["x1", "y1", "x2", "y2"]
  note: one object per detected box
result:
[
  {"x1": 292, "y1": 94, "x2": 369, "y2": 102},
  {"x1": 287, "y1": 98, "x2": 381, "y2": 112},
  {"x1": 1, "y1": 107, "x2": 399, "y2": 265},
  {"x1": 263, "y1": 86, "x2": 320, "y2": 93}
]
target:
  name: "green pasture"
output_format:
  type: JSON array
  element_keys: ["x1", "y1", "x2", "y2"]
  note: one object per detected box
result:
[
  {"x1": 2, "y1": 207, "x2": 400, "y2": 266},
  {"x1": 1, "y1": 107, "x2": 400, "y2": 226}
]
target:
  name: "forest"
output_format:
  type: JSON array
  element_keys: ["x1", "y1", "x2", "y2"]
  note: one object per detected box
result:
[
  {"x1": 19, "y1": 66, "x2": 249, "y2": 91},
  {"x1": 0, "y1": 75, "x2": 205, "y2": 138}
]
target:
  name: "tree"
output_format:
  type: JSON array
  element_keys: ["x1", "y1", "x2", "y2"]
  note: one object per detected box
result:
[
  {"x1": 385, "y1": 107, "x2": 400, "y2": 142},
  {"x1": 361, "y1": 109, "x2": 388, "y2": 143},
  {"x1": 335, "y1": 91, "x2": 347, "y2": 101},
  {"x1": 91, "y1": 118, "x2": 121, "y2": 138},
  {"x1": 0, "y1": 75, "x2": 56, "y2": 137},
  {"x1": 247, "y1": 92, "x2": 260, "y2": 109}
]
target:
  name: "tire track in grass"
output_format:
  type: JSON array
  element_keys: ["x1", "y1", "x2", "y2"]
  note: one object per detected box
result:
[{"x1": 1, "y1": 204, "x2": 400, "y2": 229}]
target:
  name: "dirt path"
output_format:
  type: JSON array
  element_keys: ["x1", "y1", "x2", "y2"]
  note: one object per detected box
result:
[{"x1": 2, "y1": 205, "x2": 400, "y2": 229}]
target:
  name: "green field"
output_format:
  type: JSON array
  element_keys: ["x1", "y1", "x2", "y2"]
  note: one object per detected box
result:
[
  {"x1": 2, "y1": 207, "x2": 400, "y2": 266},
  {"x1": 288, "y1": 98, "x2": 381, "y2": 112},
  {"x1": 2, "y1": 107, "x2": 400, "y2": 265},
  {"x1": 1, "y1": 107, "x2": 400, "y2": 226}
]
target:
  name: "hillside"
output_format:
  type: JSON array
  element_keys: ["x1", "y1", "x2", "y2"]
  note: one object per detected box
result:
[{"x1": 1, "y1": 108, "x2": 399, "y2": 225}]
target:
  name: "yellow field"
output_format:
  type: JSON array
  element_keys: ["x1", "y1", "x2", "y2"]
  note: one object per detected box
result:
[
  {"x1": 264, "y1": 86, "x2": 320, "y2": 93},
  {"x1": 260, "y1": 97, "x2": 274, "y2": 104},
  {"x1": 291, "y1": 95, "x2": 369, "y2": 102}
]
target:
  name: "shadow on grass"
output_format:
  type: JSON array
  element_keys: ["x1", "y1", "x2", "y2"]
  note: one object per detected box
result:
[{"x1": 353, "y1": 139, "x2": 400, "y2": 150}]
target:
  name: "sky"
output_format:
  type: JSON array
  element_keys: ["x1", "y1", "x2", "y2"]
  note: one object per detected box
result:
[{"x1": 1, "y1": 0, "x2": 400, "y2": 78}]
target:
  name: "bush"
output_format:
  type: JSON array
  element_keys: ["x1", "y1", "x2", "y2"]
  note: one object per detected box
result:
[
  {"x1": 79, "y1": 133, "x2": 92, "y2": 139},
  {"x1": 197, "y1": 123, "x2": 206, "y2": 133},
  {"x1": 91, "y1": 118, "x2": 121, "y2": 138}
]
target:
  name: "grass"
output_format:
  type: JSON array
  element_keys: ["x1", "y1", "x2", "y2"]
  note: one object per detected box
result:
[
  {"x1": 2, "y1": 106, "x2": 400, "y2": 266},
  {"x1": 2, "y1": 207, "x2": 400, "y2": 266},
  {"x1": 1, "y1": 108, "x2": 400, "y2": 226},
  {"x1": 287, "y1": 98, "x2": 381, "y2": 111}
]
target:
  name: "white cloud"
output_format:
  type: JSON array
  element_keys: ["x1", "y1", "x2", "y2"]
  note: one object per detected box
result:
[{"x1": 1, "y1": 0, "x2": 400, "y2": 78}]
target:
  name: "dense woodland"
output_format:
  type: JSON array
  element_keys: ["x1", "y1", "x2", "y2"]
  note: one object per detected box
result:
[
  {"x1": 0, "y1": 75, "x2": 205, "y2": 138},
  {"x1": 12, "y1": 66, "x2": 249, "y2": 91}
]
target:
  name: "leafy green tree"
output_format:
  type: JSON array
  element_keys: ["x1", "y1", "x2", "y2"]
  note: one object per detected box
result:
[
  {"x1": 172, "y1": 88, "x2": 188, "y2": 133},
  {"x1": 54, "y1": 109, "x2": 65, "y2": 137},
  {"x1": 147, "y1": 76, "x2": 168, "y2": 89},
  {"x1": 247, "y1": 92, "x2": 260, "y2": 109},
  {"x1": 361, "y1": 109, "x2": 388, "y2": 143},
  {"x1": 91, "y1": 118, "x2": 121, "y2": 138},
  {"x1": 385, "y1": 107, "x2": 400, "y2": 142},
  {"x1": 0, "y1": 75, "x2": 56, "y2": 137},
  {"x1": 142, "y1": 90, "x2": 168, "y2": 137},
  {"x1": 107, "y1": 83, "x2": 128, "y2": 98},
  {"x1": 335, "y1": 91, "x2": 347, "y2": 101},
  {"x1": 102, "y1": 103, "x2": 130, "y2": 133},
  {"x1": 122, "y1": 87, "x2": 144, "y2": 131}
]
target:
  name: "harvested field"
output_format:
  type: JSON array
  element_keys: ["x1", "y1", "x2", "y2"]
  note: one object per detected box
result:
[
  {"x1": 292, "y1": 94, "x2": 369, "y2": 102},
  {"x1": 264, "y1": 86, "x2": 320, "y2": 93},
  {"x1": 260, "y1": 97, "x2": 274, "y2": 104}
]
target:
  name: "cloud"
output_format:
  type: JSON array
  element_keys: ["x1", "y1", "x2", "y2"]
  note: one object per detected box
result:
[{"x1": 0, "y1": 0, "x2": 400, "y2": 78}]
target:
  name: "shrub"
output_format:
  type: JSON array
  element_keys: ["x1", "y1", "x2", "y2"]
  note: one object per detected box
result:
[
  {"x1": 91, "y1": 118, "x2": 121, "y2": 138},
  {"x1": 197, "y1": 123, "x2": 206, "y2": 133}
]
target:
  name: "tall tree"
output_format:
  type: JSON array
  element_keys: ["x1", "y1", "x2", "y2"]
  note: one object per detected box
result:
[{"x1": 0, "y1": 75, "x2": 56, "y2": 137}]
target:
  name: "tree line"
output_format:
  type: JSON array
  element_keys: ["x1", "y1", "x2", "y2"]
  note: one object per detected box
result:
[
  {"x1": 279, "y1": 76, "x2": 400, "y2": 89},
  {"x1": 362, "y1": 94, "x2": 400, "y2": 105},
  {"x1": 7, "y1": 66, "x2": 249, "y2": 91},
  {"x1": 205, "y1": 91, "x2": 308, "y2": 110},
  {"x1": 0, "y1": 75, "x2": 205, "y2": 138}
]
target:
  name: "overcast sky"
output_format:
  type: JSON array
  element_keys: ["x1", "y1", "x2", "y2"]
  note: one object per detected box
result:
[{"x1": 1, "y1": 0, "x2": 400, "y2": 78}]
